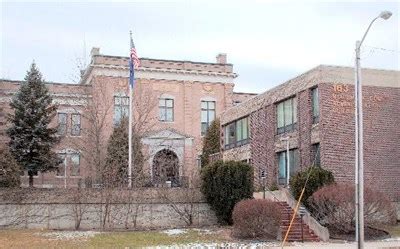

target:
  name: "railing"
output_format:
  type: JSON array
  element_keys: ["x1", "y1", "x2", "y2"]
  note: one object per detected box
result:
[{"x1": 81, "y1": 176, "x2": 190, "y2": 189}]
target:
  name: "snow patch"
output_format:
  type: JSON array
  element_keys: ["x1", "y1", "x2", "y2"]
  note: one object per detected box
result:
[
  {"x1": 163, "y1": 229, "x2": 188, "y2": 236},
  {"x1": 147, "y1": 241, "x2": 280, "y2": 249},
  {"x1": 39, "y1": 231, "x2": 101, "y2": 240},
  {"x1": 192, "y1": 228, "x2": 214, "y2": 235},
  {"x1": 382, "y1": 237, "x2": 400, "y2": 242}
]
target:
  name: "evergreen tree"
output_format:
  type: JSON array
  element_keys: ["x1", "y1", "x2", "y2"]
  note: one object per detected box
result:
[
  {"x1": 0, "y1": 147, "x2": 22, "y2": 188},
  {"x1": 201, "y1": 160, "x2": 254, "y2": 225},
  {"x1": 201, "y1": 118, "x2": 221, "y2": 167},
  {"x1": 104, "y1": 118, "x2": 144, "y2": 187},
  {"x1": 7, "y1": 62, "x2": 60, "y2": 187}
]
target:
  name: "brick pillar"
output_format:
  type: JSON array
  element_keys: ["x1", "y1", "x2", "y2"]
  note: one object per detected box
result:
[
  {"x1": 298, "y1": 90, "x2": 312, "y2": 170},
  {"x1": 250, "y1": 105, "x2": 276, "y2": 188}
]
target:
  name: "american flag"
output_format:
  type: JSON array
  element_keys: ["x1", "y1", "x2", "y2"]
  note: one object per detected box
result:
[
  {"x1": 130, "y1": 45, "x2": 140, "y2": 69},
  {"x1": 129, "y1": 32, "x2": 140, "y2": 88}
]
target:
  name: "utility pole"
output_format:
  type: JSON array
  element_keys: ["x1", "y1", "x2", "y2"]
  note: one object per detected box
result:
[{"x1": 354, "y1": 11, "x2": 392, "y2": 249}]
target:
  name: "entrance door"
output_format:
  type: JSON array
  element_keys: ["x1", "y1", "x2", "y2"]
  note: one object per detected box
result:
[{"x1": 152, "y1": 149, "x2": 180, "y2": 186}]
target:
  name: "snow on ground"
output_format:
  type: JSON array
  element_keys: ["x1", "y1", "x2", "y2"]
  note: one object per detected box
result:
[
  {"x1": 148, "y1": 238, "x2": 400, "y2": 249},
  {"x1": 38, "y1": 231, "x2": 101, "y2": 240},
  {"x1": 192, "y1": 228, "x2": 214, "y2": 235},
  {"x1": 162, "y1": 229, "x2": 188, "y2": 236},
  {"x1": 162, "y1": 228, "x2": 220, "y2": 236},
  {"x1": 147, "y1": 241, "x2": 280, "y2": 249}
]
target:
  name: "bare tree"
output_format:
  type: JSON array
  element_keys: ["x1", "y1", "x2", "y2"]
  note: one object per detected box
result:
[
  {"x1": 156, "y1": 171, "x2": 203, "y2": 226},
  {"x1": 69, "y1": 188, "x2": 92, "y2": 230},
  {"x1": 65, "y1": 78, "x2": 114, "y2": 186}
]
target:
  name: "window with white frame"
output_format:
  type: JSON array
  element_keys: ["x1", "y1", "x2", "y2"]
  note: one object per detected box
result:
[
  {"x1": 56, "y1": 152, "x2": 80, "y2": 177},
  {"x1": 71, "y1": 114, "x2": 81, "y2": 136},
  {"x1": 276, "y1": 97, "x2": 297, "y2": 134},
  {"x1": 70, "y1": 153, "x2": 80, "y2": 176},
  {"x1": 201, "y1": 101, "x2": 215, "y2": 135},
  {"x1": 57, "y1": 153, "x2": 66, "y2": 177},
  {"x1": 159, "y1": 98, "x2": 174, "y2": 122},
  {"x1": 114, "y1": 96, "x2": 129, "y2": 125},
  {"x1": 57, "y1": 113, "x2": 67, "y2": 136}
]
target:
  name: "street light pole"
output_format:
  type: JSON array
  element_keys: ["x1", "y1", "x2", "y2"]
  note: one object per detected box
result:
[{"x1": 354, "y1": 10, "x2": 392, "y2": 249}]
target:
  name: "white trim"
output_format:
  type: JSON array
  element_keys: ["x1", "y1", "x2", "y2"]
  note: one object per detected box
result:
[
  {"x1": 200, "y1": 96, "x2": 217, "y2": 102},
  {"x1": 56, "y1": 148, "x2": 81, "y2": 154},
  {"x1": 114, "y1": 91, "x2": 128, "y2": 97},
  {"x1": 89, "y1": 66, "x2": 236, "y2": 84},
  {"x1": 57, "y1": 108, "x2": 82, "y2": 114},
  {"x1": 159, "y1": 93, "x2": 175, "y2": 99}
]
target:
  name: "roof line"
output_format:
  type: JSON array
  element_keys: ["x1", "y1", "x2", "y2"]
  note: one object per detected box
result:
[
  {"x1": 318, "y1": 64, "x2": 400, "y2": 73},
  {"x1": 0, "y1": 79, "x2": 90, "y2": 86},
  {"x1": 233, "y1": 91, "x2": 259, "y2": 95},
  {"x1": 93, "y1": 54, "x2": 234, "y2": 66}
]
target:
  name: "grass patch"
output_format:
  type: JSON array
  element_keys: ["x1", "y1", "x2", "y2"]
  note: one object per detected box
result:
[
  {"x1": 0, "y1": 228, "x2": 231, "y2": 249},
  {"x1": 89, "y1": 229, "x2": 227, "y2": 248},
  {"x1": 0, "y1": 229, "x2": 88, "y2": 249},
  {"x1": 386, "y1": 223, "x2": 400, "y2": 237}
]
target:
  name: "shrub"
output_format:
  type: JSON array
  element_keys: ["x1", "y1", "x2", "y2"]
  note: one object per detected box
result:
[
  {"x1": 232, "y1": 199, "x2": 281, "y2": 239},
  {"x1": 200, "y1": 119, "x2": 221, "y2": 167},
  {"x1": 0, "y1": 147, "x2": 21, "y2": 188},
  {"x1": 309, "y1": 183, "x2": 396, "y2": 234},
  {"x1": 201, "y1": 160, "x2": 254, "y2": 225},
  {"x1": 290, "y1": 166, "x2": 334, "y2": 206}
]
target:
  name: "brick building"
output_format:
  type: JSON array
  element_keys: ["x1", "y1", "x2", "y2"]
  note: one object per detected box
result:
[
  {"x1": 220, "y1": 65, "x2": 400, "y2": 201},
  {"x1": 0, "y1": 48, "x2": 255, "y2": 188}
]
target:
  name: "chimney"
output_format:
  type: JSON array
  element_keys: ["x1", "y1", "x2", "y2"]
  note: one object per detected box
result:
[
  {"x1": 90, "y1": 47, "x2": 100, "y2": 57},
  {"x1": 216, "y1": 53, "x2": 227, "y2": 64}
]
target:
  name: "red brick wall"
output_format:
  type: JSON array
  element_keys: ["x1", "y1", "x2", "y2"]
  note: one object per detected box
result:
[
  {"x1": 247, "y1": 82, "x2": 399, "y2": 201},
  {"x1": 320, "y1": 83, "x2": 400, "y2": 201},
  {"x1": 298, "y1": 90, "x2": 312, "y2": 169},
  {"x1": 250, "y1": 105, "x2": 279, "y2": 188}
]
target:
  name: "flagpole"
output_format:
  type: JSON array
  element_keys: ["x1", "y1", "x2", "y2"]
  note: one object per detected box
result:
[
  {"x1": 128, "y1": 31, "x2": 133, "y2": 189},
  {"x1": 128, "y1": 79, "x2": 133, "y2": 188}
]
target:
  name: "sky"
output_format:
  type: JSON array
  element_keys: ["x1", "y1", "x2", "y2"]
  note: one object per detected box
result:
[{"x1": 1, "y1": 1, "x2": 399, "y2": 93}]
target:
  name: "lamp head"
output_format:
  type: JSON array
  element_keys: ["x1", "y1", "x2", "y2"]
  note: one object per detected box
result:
[{"x1": 379, "y1": 11, "x2": 392, "y2": 20}]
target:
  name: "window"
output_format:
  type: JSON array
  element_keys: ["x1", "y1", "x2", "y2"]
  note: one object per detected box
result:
[
  {"x1": 70, "y1": 153, "x2": 80, "y2": 176},
  {"x1": 236, "y1": 117, "x2": 249, "y2": 145},
  {"x1": 57, "y1": 113, "x2": 67, "y2": 136},
  {"x1": 159, "y1": 98, "x2": 174, "y2": 122},
  {"x1": 311, "y1": 143, "x2": 321, "y2": 166},
  {"x1": 276, "y1": 97, "x2": 297, "y2": 134},
  {"x1": 312, "y1": 87, "x2": 319, "y2": 123},
  {"x1": 223, "y1": 116, "x2": 250, "y2": 149},
  {"x1": 224, "y1": 122, "x2": 236, "y2": 149},
  {"x1": 71, "y1": 114, "x2": 81, "y2": 136},
  {"x1": 114, "y1": 96, "x2": 129, "y2": 125},
  {"x1": 57, "y1": 153, "x2": 66, "y2": 177},
  {"x1": 201, "y1": 101, "x2": 216, "y2": 135},
  {"x1": 277, "y1": 149, "x2": 299, "y2": 185}
]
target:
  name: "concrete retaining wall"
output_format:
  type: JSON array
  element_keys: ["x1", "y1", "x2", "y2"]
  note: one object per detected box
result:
[{"x1": 0, "y1": 188, "x2": 217, "y2": 230}]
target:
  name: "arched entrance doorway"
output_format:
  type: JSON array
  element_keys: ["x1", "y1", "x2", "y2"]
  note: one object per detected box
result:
[{"x1": 152, "y1": 149, "x2": 180, "y2": 186}]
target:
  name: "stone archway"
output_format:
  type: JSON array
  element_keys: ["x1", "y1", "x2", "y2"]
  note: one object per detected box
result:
[{"x1": 152, "y1": 149, "x2": 180, "y2": 186}]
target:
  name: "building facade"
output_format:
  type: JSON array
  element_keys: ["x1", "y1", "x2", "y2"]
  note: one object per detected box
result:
[
  {"x1": 221, "y1": 65, "x2": 400, "y2": 201},
  {"x1": 0, "y1": 48, "x2": 255, "y2": 188}
]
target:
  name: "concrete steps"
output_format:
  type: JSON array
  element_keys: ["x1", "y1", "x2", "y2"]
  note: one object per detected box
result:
[{"x1": 278, "y1": 202, "x2": 320, "y2": 242}]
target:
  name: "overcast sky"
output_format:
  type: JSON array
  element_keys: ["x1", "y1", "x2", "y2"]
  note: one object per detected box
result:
[{"x1": 1, "y1": 1, "x2": 399, "y2": 93}]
